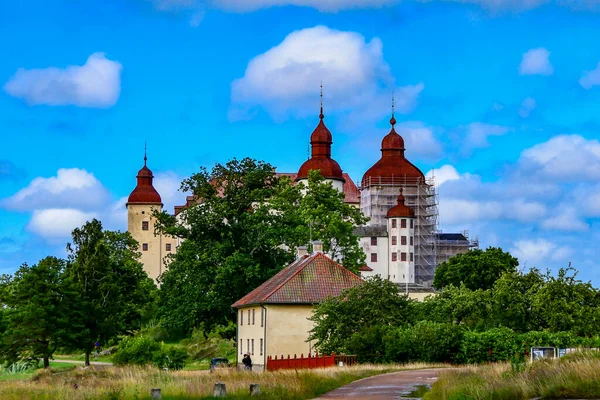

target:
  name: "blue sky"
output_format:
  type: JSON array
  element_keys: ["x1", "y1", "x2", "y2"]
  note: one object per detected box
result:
[{"x1": 1, "y1": 0, "x2": 600, "y2": 283}]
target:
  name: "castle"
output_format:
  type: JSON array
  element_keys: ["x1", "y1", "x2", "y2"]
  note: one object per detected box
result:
[{"x1": 126, "y1": 105, "x2": 477, "y2": 288}]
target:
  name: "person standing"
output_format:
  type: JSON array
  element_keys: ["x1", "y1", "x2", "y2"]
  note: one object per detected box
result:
[{"x1": 242, "y1": 353, "x2": 253, "y2": 371}]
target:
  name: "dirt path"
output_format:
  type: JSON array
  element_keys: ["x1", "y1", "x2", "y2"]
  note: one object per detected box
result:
[
  {"x1": 314, "y1": 368, "x2": 442, "y2": 400},
  {"x1": 52, "y1": 359, "x2": 113, "y2": 366}
]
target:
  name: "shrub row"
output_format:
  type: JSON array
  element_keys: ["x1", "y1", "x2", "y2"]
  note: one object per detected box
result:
[{"x1": 113, "y1": 335, "x2": 188, "y2": 370}]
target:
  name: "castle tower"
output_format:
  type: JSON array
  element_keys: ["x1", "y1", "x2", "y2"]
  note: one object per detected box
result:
[
  {"x1": 386, "y1": 189, "x2": 415, "y2": 284},
  {"x1": 360, "y1": 110, "x2": 438, "y2": 286},
  {"x1": 295, "y1": 87, "x2": 345, "y2": 193},
  {"x1": 127, "y1": 151, "x2": 175, "y2": 282}
]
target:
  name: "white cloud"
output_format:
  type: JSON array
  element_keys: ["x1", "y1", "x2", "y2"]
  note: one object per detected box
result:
[
  {"x1": 230, "y1": 26, "x2": 422, "y2": 121},
  {"x1": 464, "y1": 122, "x2": 510, "y2": 149},
  {"x1": 519, "y1": 134, "x2": 600, "y2": 182},
  {"x1": 511, "y1": 239, "x2": 572, "y2": 267},
  {"x1": 3, "y1": 53, "x2": 122, "y2": 108},
  {"x1": 395, "y1": 122, "x2": 443, "y2": 159},
  {"x1": 519, "y1": 48, "x2": 553, "y2": 76},
  {"x1": 439, "y1": 198, "x2": 546, "y2": 225},
  {"x1": 154, "y1": 171, "x2": 187, "y2": 214},
  {"x1": 541, "y1": 207, "x2": 589, "y2": 232},
  {"x1": 519, "y1": 97, "x2": 536, "y2": 118},
  {"x1": 2, "y1": 168, "x2": 110, "y2": 211},
  {"x1": 579, "y1": 62, "x2": 600, "y2": 89},
  {"x1": 27, "y1": 209, "x2": 98, "y2": 239},
  {"x1": 426, "y1": 164, "x2": 461, "y2": 186}
]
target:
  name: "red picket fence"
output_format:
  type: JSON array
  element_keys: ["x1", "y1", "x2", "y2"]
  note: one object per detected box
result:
[{"x1": 266, "y1": 353, "x2": 336, "y2": 371}]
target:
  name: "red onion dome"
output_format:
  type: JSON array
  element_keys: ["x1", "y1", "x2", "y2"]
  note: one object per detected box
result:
[
  {"x1": 386, "y1": 188, "x2": 415, "y2": 218},
  {"x1": 127, "y1": 155, "x2": 162, "y2": 205}
]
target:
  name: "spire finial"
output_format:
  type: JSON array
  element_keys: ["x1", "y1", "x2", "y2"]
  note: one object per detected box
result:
[
  {"x1": 390, "y1": 93, "x2": 396, "y2": 127},
  {"x1": 319, "y1": 81, "x2": 324, "y2": 120},
  {"x1": 144, "y1": 141, "x2": 147, "y2": 166}
]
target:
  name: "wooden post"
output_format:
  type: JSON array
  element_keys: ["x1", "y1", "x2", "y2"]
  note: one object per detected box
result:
[
  {"x1": 213, "y1": 382, "x2": 226, "y2": 397},
  {"x1": 250, "y1": 383, "x2": 261, "y2": 396},
  {"x1": 150, "y1": 388, "x2": 162, "y2": 399}
]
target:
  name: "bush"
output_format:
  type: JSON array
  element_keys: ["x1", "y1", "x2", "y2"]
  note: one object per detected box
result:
[
  {"x1": 456, "y1": 327, "x2": 519, "y2": 364},
  {"x1": 153, "y1": 345, "x2": 188, "y2": 370},
  {"x1": 113, "y1": 335, "x2": 161, "y2": 367},
  {"x1": 180, "y1": 326, "x2": 236, "y2": 361}
]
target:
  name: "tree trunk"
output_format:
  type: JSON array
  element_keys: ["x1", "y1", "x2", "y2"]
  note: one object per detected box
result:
[
  {"x1": 85, "y1": 351, "x2": 90, "y2": 366},
  {"x1": 43, "y1": 356, "x2": 50, "y2": 369}
]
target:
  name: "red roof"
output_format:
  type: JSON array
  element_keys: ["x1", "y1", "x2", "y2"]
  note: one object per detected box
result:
[
  {"x1": 386, "y1": 189, "x2": 415, "y2": 218},
  {"x1": 232, "y1": 252, "x2": 362, "y2": 308},
  {"x1": 358, "y1": 265, "x2": 373, "y2": 272},
  {"x1": 296, "y1": 113, "x2": 344, "y2": 182},
  {"x1": 127, "y1": 159, "x2": 162, "y2": 206}
]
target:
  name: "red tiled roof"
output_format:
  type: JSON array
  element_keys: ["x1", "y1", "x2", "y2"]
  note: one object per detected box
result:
[
  {"x1": 232, "y1": 252, "x2": 362, "y2": 308},
  {"x1": 358, "y1": 265, "x2": 373, "y2": 272}
]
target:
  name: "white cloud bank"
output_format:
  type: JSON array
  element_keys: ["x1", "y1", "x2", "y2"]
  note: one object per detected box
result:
[
  {"x1": 3, "y1": 53, "x2": 122, "y2": 108},
  {"x1": 519, "y1": 48, "x2": 553, "y2": 76},
  {"x1": 230, "y1": 26, "x2": 423, "y2": 121},
  {"x1": 27, "y1": 209, "x2": 98, "y2": 240},
  {"x1": 511, "y1": 239, "x2": 572, "y2": 267}
]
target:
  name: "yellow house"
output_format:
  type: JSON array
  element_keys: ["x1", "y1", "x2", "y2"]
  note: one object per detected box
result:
[{"x1": 232, "y1": 246, "x2": 362, "y2": 371}]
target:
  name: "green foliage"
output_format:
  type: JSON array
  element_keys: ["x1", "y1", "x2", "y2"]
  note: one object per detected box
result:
[
  {"x1": 154, "y1": 345, "x2": 188, "y2": 370},
  {"x1": 309, "y1": 276, "x2": 416, "y2": 354},
  {"x1": 155, "y1": 158, "x2": 367, "y2": 336},
  {"x1": 66, "y1": 219, "x2": 156, "y2": 364},
  {"x1": 456, "y1": 327, "x2": 519, "y2": 364},
  {"x1": 180, "y1": 324, "x2": 236, "y2": 361},
  {"x1": 113, "y1": 335, "x2": 188, "y2": 370},
  {"x1": 433, "y1": 247, "x2": 518, "y2": 291}
]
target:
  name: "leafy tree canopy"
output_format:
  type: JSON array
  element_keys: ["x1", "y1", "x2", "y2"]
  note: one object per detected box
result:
[
  {"x1": 433, "y1": 247, "x2": 519, "y2": 291},
  {"x1": 154, "y1": 159, "x2": 367, "y2": 336}
]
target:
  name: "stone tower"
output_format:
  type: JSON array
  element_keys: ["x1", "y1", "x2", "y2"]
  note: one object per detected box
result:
[{"x1": 386, "y1": 189, "x2": 415, "y2": 284}]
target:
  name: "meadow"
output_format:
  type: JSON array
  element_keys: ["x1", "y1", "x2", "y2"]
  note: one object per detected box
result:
[
  {"x1": 0, "y1": 362, "x2": 444, "y2": 400},
  {"x1": 425, "y1": 351, "x2": 600, "y2": 399}
]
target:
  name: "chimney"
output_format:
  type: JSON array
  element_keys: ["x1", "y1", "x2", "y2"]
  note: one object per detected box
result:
[
  {"x1": 312, "y1": 240, "x2": 323, "y2": 254},
  {"x1": 296, "y1": 246, "x2": 308, "y2": 258}
]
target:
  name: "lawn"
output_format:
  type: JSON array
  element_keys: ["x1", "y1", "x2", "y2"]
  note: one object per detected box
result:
[
  {"x1": 425, "y1": 351, "x2": 600, "y2": 399},
  {"x1": 0, "y1": 362, "x2": 77, "y2": 382},
  {"x1": 0, "y1": 362, "x2": 444, "y2": 399}
]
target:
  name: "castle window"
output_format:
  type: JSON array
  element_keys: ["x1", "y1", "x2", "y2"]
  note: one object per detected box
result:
[
  {"x1": 401, "y1": 219, "x2": 407, "y2": 228},
  {"x1": 392, "y1": 252, "x2": 397, "y2": 262},
  {"x1": 392, "y1": 236, "x2": 397, "y2": 245},
  {"x1": 410, "y1": 219, "x2": 414, "y2": 228},
  {"x1": 392, "y1": 219, "x2": 397, "y2": 228},
  {"x1": 166, "y1": 243, "x2": 171, "y2": 251},
  {"x1": 410, "y1": 253, "x2": 414, "y2": 262},
  {"x1": 410, "y1": 236, "x2": 414, "y2": 246},
  {"x1": 401, "y1": 252, "x2": 407, "y2": 262},
  {"x1": 401, "y1": 236, "x2": 407, "y2": 245},
  {"x1": 371, "y1": 253, "x2": 377, "y2": 263},
  {"x1": 370, "y1": 237, "x2": 377, "y2": 246},
  {"x1": 142, "y1": 221, "x2": 149, "y2": 231},
  {"x1": 142, "y1": 243, "x2": 148, "y2": 251}
]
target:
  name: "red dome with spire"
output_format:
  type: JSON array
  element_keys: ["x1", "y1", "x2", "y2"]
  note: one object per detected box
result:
[
  {"x1": 296, "y1": 104, "x2": 345, "y2": 182},
  {"x1": 127, "y1": 154, "x2": 162, "y2": 205},
  {"x1": 361, "y1": 114, "x2": 424, "y2": 187},
  {"x1": 386, "y1": 188, "x2": 415, "y2": 218}
]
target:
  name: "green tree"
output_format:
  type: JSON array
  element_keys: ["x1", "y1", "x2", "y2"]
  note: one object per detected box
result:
[
  {"x1": 433, "y1": 247, "x2": 519, "y2": 291},
  {"x1": 66, "y1": 219, "x2": 155, "y2": 365},
  {"x1": 154, "y1": 158, "x2": 367, "y2": 335},
  {"x1": 0, "y1": 257, "x2": 81, "y2": 368},
  {"x1": 308, "y1": 276, "x2": 415, "y2": 354}
]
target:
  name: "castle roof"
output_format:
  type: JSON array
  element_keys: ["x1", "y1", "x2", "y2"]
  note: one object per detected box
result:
[
  {"x1": 386, "y1": 188, "x2": 415, "y2": 218},
  {"x1": 232, "y1": 252, "x2": 362, "y2": 308},
  {"x1": 127, "y1": 154, "x2": 162, "y2": 206}
]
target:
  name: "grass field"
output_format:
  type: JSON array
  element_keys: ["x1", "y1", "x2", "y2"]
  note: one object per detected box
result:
[
  {"x1": 425, "y1": 351, "x2": 600, "y2": 400},
  {"x1": 0, "y1": 362, "x2": 444, "y2": 400},
  {"x1": 0, "y1": 362, "x2": 77, "y2": 382}
]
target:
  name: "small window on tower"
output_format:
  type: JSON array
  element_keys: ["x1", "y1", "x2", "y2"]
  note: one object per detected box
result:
[
  {"x1": 392, "y1": 252, "x2": 397, "y2": 262},
  {"x1": 410, "y1": 219, "x2": 414, "y2": 228},
  {"x1": 391, "y1": 236, "x2": 397, "y2": 245},
  {"x1": 401, "y1": 219, "x2": 407, "y2": 228},
  {"x1": 142, "y1": 211, "x2": 145, "y2": 215},
  {"x1": 392, "y1": 219, "x2": 397, "y2": 228},
  {"x1": 370, "y1": 237, "x2": 377, "y2": 246},
  {"x1": 142, "y1": 221, "x2": 149, "y2": 231},
  {"x1": 371, "y1": 253, "x2": 377, "y2": 263},
  {"x1": 410, "y1": 236, "x2": 414, "y2": 246},
  {"x1": 142, "y1": 243, "x2": 148, "y2": 251},
  {"x1": 401, "y1": 252, "x2": 407, "y2": 261},
  {"x1": 166, "y1": 243, "x2": 172, "y2": 251},
  {"x1": 410, "y1": 253, "x2": 414, "y2": 262},
  {"x1": 401, "y1": 236, "x2": 407, "y2": 245}
]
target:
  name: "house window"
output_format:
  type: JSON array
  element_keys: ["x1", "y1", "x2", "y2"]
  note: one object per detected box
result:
[
  {"x1": 391, "y1": 236, "x2": 397, "y2": 245},
  {"x1": 401, "y1": 252, "x2": 407, "y2": 261},
  {"x1": 392, "y1": 252, "x2": 397, "y2": 262},
  {"x1": 260, "y1": 338, "x2": 263, "y2": 355},
  {"x1": 241, "y1": 311, "x2": 243, "y2": 326},
  {"x1": 142, "y1": 243, "x2": 148, "y2": 251},
  {"x1": 248, "y1": 310, "x2": 251, "y2": 324},
  {"x1": 370, "y1": 237, "x2": 377, "y2": 246},
  {"x1": 410, "y1": 253, "x2": 414, "y2": 262},
  {"x1": 410, "y1": 236, "x2": 414, "y2": 246},
  {"x1": 251, "y1": 339, "x2": 255, "y2": 355},
  {"x1": 410, "y1": 219, "x2": 414, "y2": 228},
  {"x1": 142, "y1": 221, "x2": 149, "y2": 231},
  {"x1": 401, "y1": 219, "x2": 407, "y2": 228},
  {"x1": 401, "y1": 236, "x2": 407, "y2": 245},
  {"x1": 371, "y1": 253, "x2": 377, "y2": 263},
  {"x1": 166, "y1": 243, "x2": 171, "y2": 251},
  {"x1": 240, "y1": 339, "x2": 243, "y2": 354},
  {"x1": 252, "y1": 309, "x2": 255, "y2": 325},
  {"x1": 261, "y1": 308, "x2": 264, "y2": 327},
  {"x1": 392, "y1": 219, "x2": 397, "y2": 228},
  {"x1": 247, "y1": 339, "x2": 250, "y2": 354}
]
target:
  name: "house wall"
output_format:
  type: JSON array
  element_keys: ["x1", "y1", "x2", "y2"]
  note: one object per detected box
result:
[{"x1": 236, "y1": 306, "x2": 267, "y2": 371}]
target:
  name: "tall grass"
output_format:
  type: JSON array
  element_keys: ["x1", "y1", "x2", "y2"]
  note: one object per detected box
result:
[
  {"x1": 426, "y1": 351, "x2": 600, "y2": 399},
  {"x1": 0, "y1": 362, "x2": 443, "y2": 400}
]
